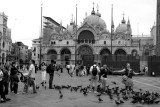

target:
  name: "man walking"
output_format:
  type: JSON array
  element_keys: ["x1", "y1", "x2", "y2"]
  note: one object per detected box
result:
[
  {"x1": 89, "y1": 62, "x2": 100, "y2": 93},
  {"x1": 28, "y1": 60, "x2": 37, "y2": 93},
  {"x1": 46, "y1": 60, "x2": 57, "y2": 89}
]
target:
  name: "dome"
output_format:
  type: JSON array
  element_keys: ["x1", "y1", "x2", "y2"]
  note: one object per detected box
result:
[
  {"x1": 83, "y1": 14, "x2": 106, "y2": 29},
  {"x1": 115, "y1": 18, "x2": 132, "y2": 34},
  {"x1": 116, "y1": 24, "x2": 128, "y2": 33},
  {"x1": 95, "y1": 11, "x2": 101, "y2": 17}
]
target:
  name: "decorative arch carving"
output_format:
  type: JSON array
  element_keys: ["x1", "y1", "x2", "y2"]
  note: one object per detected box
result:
[
  {"x1": 77, "y1": 24, "x2": 97, "y2": 40},
  {"x1": 78, "y1": 45, "x2": 93, "y2": 55}
]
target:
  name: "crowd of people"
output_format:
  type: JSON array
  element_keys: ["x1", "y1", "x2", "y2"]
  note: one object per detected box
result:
[{"x1": 0, "y1": 59, "x2": 142, "y2": 103}]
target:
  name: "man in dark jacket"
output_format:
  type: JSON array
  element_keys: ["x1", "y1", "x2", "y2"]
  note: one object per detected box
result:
[
  {"x1": 47, "y1": 60, "x2": 58, "y2": 89},
  {"x1": 10, "y1": 62, "x2": 20, "y2": 93}
]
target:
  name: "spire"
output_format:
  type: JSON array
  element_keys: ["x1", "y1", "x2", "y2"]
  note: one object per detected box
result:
[
  {"x1": 96, "y1": 4, "x2": 101, "y2": 17},
  {"x1": 127, "y1": 17, "x2": 130, "y2": 27},
  {"x1": 70, "y1": 14, "x2": 74, "y2": 25},
  {"x1": 91, "y1": 2, "x2": 95, "y2": 15},
  {"x1": 121, "y1": 12, "x2": 126, "y2": 24},
  {"x1": 111, "y1": 4, "x2": 114, "y2": 30},
  {"x1": 85, "y1": 12, "x2": 87, "y2": 18}
]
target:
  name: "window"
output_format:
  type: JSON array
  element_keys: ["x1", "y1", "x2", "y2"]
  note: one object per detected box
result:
[
  {"x1": 34, "y1": 53, "x2": 36, "y2": 56},
  {"x1": 104, "y1": 41, "x2": 106, "y2": 44},
  {"x1": 53, "y1": 41, "x2": 56, "y2": 44},
  {"x1": 67, "y1": 41, "x2": 69, "y2": 45},
  {"x1": 118, "y1": 41, "x2": 121, "y2": 44},
  {"x1": 51, "y1": 41, "x2": 53, "y2": 45},
  {"x1": 38, "y1": 54, "x2": 39, "y2": 58},
  {"x1": 34, "y1": 41, "x2": 36, "y2": 43}
]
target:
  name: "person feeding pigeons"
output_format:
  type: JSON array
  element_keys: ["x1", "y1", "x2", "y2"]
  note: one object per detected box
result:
[{"x1": 113, "y1": 63, "x2": 140, "y2": 91}]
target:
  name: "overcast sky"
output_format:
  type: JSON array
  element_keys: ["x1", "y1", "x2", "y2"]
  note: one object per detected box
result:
[{"x1": 0, "y1": 0, "x2": 157, "y2": 48}]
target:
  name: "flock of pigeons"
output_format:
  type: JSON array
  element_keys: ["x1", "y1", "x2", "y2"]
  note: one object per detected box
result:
[{"x1": 40, "y1": 81, "x2": 160, "y2": 105}]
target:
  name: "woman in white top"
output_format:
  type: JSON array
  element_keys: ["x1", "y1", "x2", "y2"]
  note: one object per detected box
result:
[{"x1": 41, "y1": 62, "x2": 47, "y2": 87}]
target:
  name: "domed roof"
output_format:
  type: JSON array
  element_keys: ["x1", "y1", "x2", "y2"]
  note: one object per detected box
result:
[
  {"x1": 83, "y1": 9, "x2": 106, "y2": 29},
  {"x1": 115, "y1": 17, "x2": 132, "y2": 34}
]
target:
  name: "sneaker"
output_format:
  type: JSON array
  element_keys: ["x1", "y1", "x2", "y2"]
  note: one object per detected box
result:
[
  {"x1": 88, "y1": 91, "x2": 92, "y2": 93},
  {"x1": 5, "y1": 98, "x2": 11, "y2": 101},
  {"x1": 94, "y1": 91, "x2": 98, "y2": 94},
  {"x1": 15, "y1": 93, "x2": 19, "y2": 95},
  {"x1": 1, "y1": 99, "x2": 6, "y2": 103}
]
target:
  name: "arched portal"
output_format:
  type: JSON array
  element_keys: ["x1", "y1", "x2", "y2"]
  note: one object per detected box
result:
[
  {"x1": 78, "y1": 45, "x2": 94, "y2": 66},
  {"x1": 131, "y1": 50, "x2": 138, "y2": 56},
  {"x1": 100, "y1": 48, "x2": 111, "y2": 65},
  {"x1": 78, "y1": 30, "x2": 95, "y2": 44},
  {"x1": 60, "y1": 48, "x2": 71, "y2": 65},
  {"x1": 47, "y1": 49, "x2": 57, "y2": 61},
  {"x1": 114, "y1": 49, "x2": 127, "y2": 56}
]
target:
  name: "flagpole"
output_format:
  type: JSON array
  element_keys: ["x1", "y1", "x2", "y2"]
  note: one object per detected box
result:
[
  {"x1": 39, "y1": 4, "x2": 42, "y2": 69},
  {"x1": 111, "y1": 4, "x2": 113, "y2": 55},
  {"x1": 75, "y1": 4, "x2": 77, "y2": 65}
]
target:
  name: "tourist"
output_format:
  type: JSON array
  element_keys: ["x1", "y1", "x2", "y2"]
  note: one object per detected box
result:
[
  {"x1": 114, "y1": 63, "x2": 140, "y2": 91},
  {"x1": 10, "y1": 62, "x2": 20, "y2": 94},
  {"x1": 41, "y1": 62, "x2": 47, "y2": 87},
  {"x1": 2, "y1": 65, "x2": 11, "y2": 101},
  {"x1": 81, "y1": 66, "x2": 87, "y2": 76},
  {"x1": 27, "y1": 60, "x2": 37, "y2": 93},
  {"x1": 0, "y1": 68, "x2": 6, "y2": 103},
  {"x1": 86, "y1": 64, "x2": 90, "y2": 76},
  {"x1": 89, "y1": 62, "x2": 100, "y2": 93},
  {"x1": 46, "y1": 60, "x2": 57, "y2": 89},
  {"x1": 69, "y1": 63, "x2": 75, "y2": 77},
  {"x1": 100, "y1": 64, "x2": 108, "y2": 91},
  {"x1": 75, "y1": 64, "x2": 79, "y2": 76},
  {"x1": 66, "y1": 64, "x2": 70, "y2": 74}
]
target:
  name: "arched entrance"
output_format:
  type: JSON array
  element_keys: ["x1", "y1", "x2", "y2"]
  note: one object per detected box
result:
[
  {"x1": 114, "y1": 49, "x2": 127, "y2": 56},
  {"x1": 60, "y1": 48, "x2": 71, "y2": 65},
  {"x1": 47, "y1": 49, "x2": 57, "y2": 61},
  {"x1": 78, "y1": 45, "x2": 94, "y2": 66},
  {"x1": 131, "y1": 50, "x2": 138, "y2": 56},
  {"x1": 100, "y1": 48, "x2": 111, "y2": 65}
]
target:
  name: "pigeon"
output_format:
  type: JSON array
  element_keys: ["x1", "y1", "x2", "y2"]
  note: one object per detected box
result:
[
  {"x1": 112, "y1": 81, "x2": 117, "y2": 85},
  {"x1": 96, "y1": 94, "x2": 101, "y2": 97},
  {"x1": 120, "y1": 100, "x2": 124, "y2": 104},
  {"x1": 98, "y1": 97, "x2": 103, "y2": 102},
  {"x1": 59, "y1": 94, "x2": 63, "y2": 99},
  {"x1": 115, "y1": 100, "x2": 121, "y2": 105}
]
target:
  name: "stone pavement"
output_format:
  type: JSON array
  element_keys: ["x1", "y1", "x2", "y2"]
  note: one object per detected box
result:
[{"x1": 1, "y1": 69, "x2": 160, "y2": 107}]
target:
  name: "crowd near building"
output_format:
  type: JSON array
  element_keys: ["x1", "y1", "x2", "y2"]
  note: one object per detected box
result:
[{"x1": 32, "y1": 5, "x2": 157, "y2": 72}]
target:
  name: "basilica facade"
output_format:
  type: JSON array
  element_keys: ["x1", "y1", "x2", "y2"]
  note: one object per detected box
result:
[{"x1": 32, "y1": 7, "x2": 140, "y2": 66}]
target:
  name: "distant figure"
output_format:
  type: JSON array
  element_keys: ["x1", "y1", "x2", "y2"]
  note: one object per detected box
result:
[{"x1": 66, "y1": 64, "x2": 70, "y2": 74}]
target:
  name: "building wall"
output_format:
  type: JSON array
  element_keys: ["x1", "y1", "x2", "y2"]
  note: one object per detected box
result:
[
  {"x1": 156, "y1": 0, "x2": 160, "y2": 55},
  {"x1": 0, "y1": 12, "x2": 12, "y2": 63}
]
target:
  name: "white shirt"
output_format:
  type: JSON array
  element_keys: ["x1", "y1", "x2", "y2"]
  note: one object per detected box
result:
[
  {"x1": 0, "y1": 70, "x2": 3, "y2": 81},
  {"x1": 89, "y1": 64, "x2": 100, "y2": 74},
  {"x1": 29, "y1": 64, "x2": 35, "y2": 78}
]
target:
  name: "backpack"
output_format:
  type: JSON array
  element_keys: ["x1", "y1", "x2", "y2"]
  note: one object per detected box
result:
[{"x1": 92, "y1": 66, "x2": 98, "y2": 76}]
